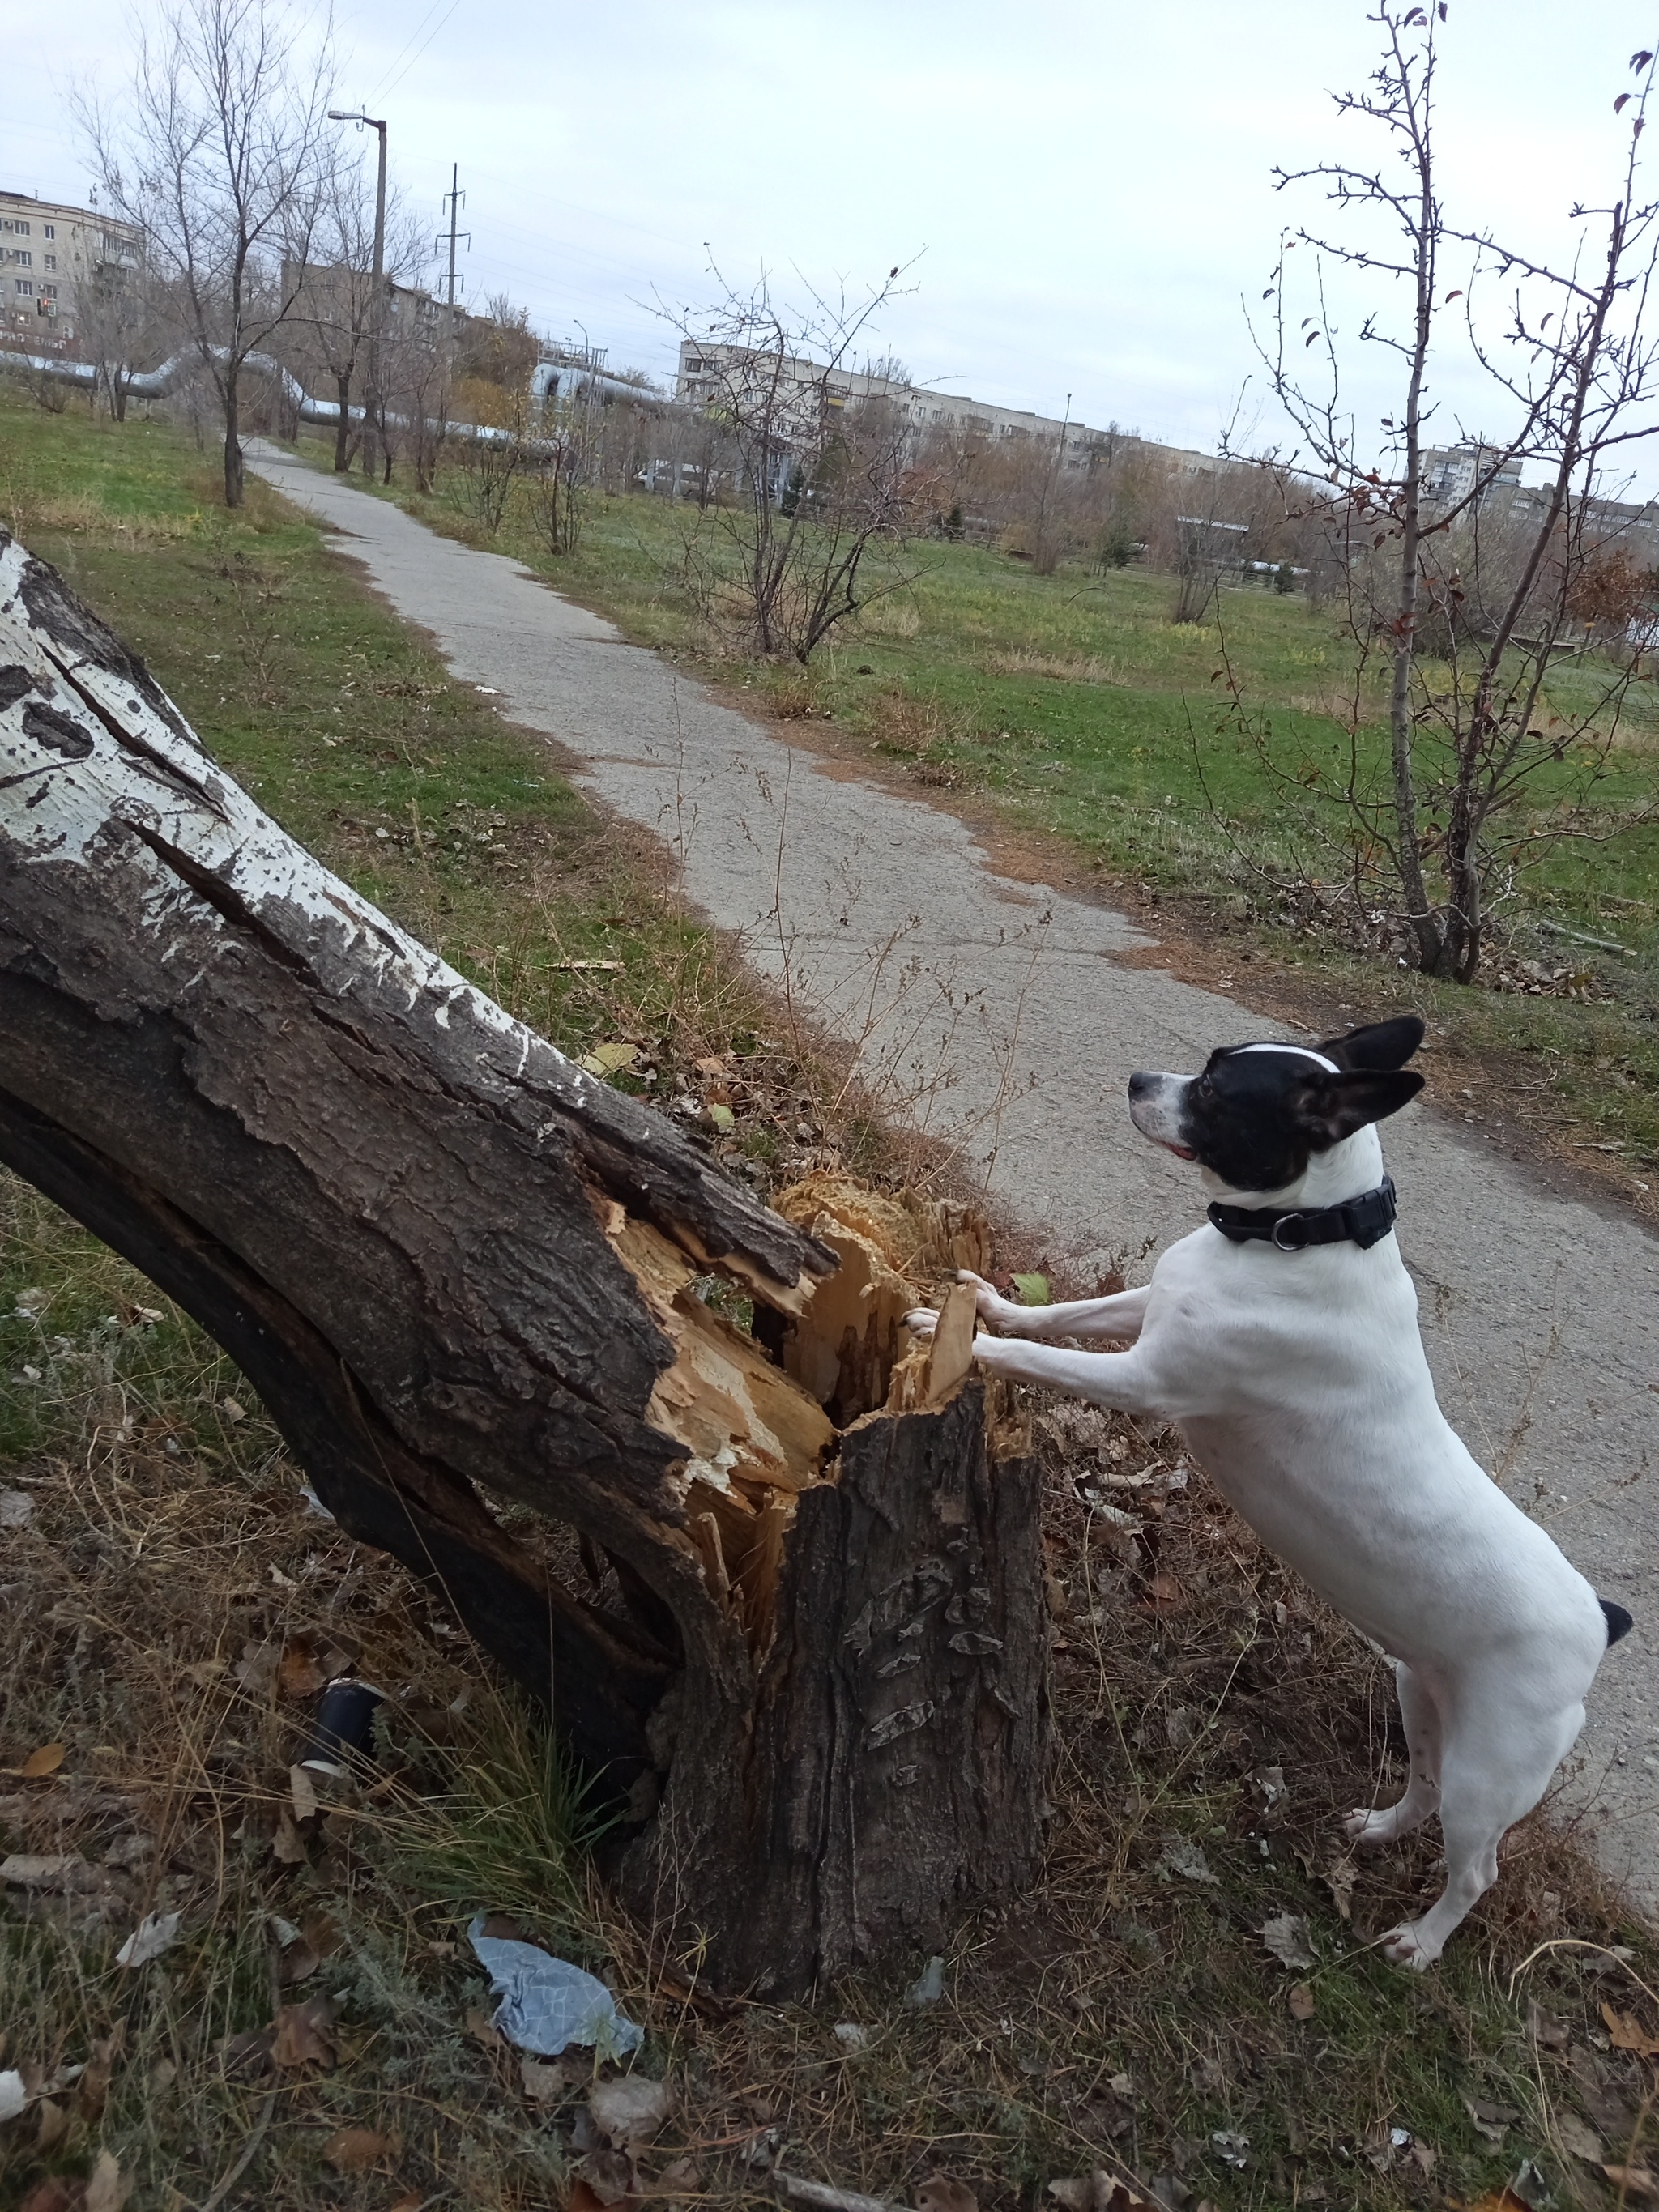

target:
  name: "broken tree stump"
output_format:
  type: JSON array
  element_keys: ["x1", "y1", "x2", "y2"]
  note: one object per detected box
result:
[{"x1": 0, "y1": 530, "x2": 1047, "y2": 1996}]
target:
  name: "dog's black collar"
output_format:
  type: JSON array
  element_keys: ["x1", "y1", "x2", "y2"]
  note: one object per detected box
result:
[{"x1": 1207, "y1": 1175, "x2": 1397, "y2": 1253}]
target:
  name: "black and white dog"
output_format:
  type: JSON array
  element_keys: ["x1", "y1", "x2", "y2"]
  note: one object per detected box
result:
[{"x1": 905, "y1": 1016, "x2": 1631, "y2": 1966}]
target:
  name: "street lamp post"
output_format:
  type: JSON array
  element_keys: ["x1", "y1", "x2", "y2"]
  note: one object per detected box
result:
[{"x1": 328, "y1": 110, "x2": 388, "y2": 479}]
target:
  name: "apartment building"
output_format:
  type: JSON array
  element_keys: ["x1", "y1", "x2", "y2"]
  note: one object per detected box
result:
[
  {"x1": 675, "y1": 339, "x2": 1116, "y2": 468},
  {"x1": 1422, "y1": 441, "x2": 1659, "y2": 565},
  {"x1": 1, "y1": 190, "x2": 143, "y2": 348}
]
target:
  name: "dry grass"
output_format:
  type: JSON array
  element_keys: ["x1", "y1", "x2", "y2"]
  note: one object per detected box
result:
[
  {"x1": 6, "y1": 1171, "x2": 1657, "y2": 2212},
  {"x1": 984, "y1": 650, "x2": 1124, "y2": 686}
]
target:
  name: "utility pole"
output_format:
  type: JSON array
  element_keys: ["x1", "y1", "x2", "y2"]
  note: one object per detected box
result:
[
  {"x1": 329, "y1": 110, "x2": 389, "y2": 479},
  {"x1": 436, "y1": 167, "x2": 468, "y2": 423}
]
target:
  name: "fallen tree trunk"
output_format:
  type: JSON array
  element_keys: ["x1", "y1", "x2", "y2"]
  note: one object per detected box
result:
[{"x1": 0, "y1": 529, "x2": 1046, "y2": 1996}]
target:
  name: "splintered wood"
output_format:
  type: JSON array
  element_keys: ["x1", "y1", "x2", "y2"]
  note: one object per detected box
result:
[{"x1": 599, "y1": 1173, "x2": 995, "y2": 1648}]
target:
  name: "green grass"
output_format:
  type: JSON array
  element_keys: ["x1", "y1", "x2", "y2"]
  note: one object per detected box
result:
[{"x1": 338, "y1": 437, "x2": 1659, "y2": 1173}]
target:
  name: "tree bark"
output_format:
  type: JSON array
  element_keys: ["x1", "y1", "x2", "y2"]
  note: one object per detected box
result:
[{"x1": 0, "y1": 530, "x2": 1047, "y2": 1996}]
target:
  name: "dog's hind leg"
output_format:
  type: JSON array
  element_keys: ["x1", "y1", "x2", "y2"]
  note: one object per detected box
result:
[
  {"x1": 1377, "y1": 1687, "x2": 1586, "y2": 1970},
  {"x1": 1344, "y1": 1660, "x2": 1442, "y2": 1848}
]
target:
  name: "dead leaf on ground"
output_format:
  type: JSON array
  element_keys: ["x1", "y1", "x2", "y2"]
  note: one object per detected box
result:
[
  {"x1": 271, "y1": 1809, "x2": 307, "y2": 1865},
  {"x1": 3, "y1": 1743, "x2": 66, "y2": 1780},
  {"x1": 278, "y1": 1641, "x2": 326, "y2": 1699},
  {"x1": 1048, "y1": 2175, "x2": 1155, "y2": 2212},
  {"x1": 1525, "y1": 1999, "x2": 1571, "y2": 2048},
  {"x1": 464, "y1": 2005, "x2": 505, "y2": 2052},
  {"x1": 19, "y1": 2183, "x2": 84, "y2": 2212},
  {"x1": 589, "y1": 2072, "x2": 672, "y2": 2149},
  {"x1": 1555, "y1": 2112, "x2": 1604, "y2": 2163},
  {"x1": 656, "y1": 2157, "x2": 703, "y2": 2201},
  {"x1": 918, "y1": 2177, "x2": 979, "y2": 2212},
  {"x1": 566, "y1": 2184, "x2": 613, "y2": 2212},
  {"x1": 579, "y1": 2147, "x2": 638, "y2": 2206},
  {"x1": 1601, "y1": 2001, "x2": 1659, "y2": 2057},
  {"x1": 1463, "y1": 2193, "x2": 1533, "y2": 2212},
  {"x1": 322, "y1": 2125, "x2": 394, "y2": 2172},
  {"x1": 1260, "y1": 1912, "x2": 1316, "y2": 1971},
  {"x1": 1321, "y1": 1859, "x2": 1356, "y2": 1921},
  {"x1": 272, "y1": 1997, "x2": 336, "y2": 2070},
  {"x1": 1, "y1": 1853, "x2": 99, "y2": 1892},
  {"x1": 289, "y1": 1762, "x2": 319, "y2": 1824},
  {"x1": 1141, "y1": 1571, "x2": 1185, "y2": 1609},
  {"x1": 1156, "y1": 1836, "x2": 1219, "y2": 1886},
  {"x1": 221, "y1": 2023, "x2": 276, "y2": 2077},
  {"x1": 1288, "y1": 1982, "x2": 1316, "y2": 2020},
  {"x1": 522, "y1": 2054, "x2": 583, "y2": 2103},
  {"x1": 34, "y1": 2097, "x2": 69, "y2": 2153},
  {"x1": 1603, "y1": 2173, "x2": 1659, "y2": 2206},
  {"x1": 83, "y1": 2150, "x2": 128, "y2": 2212}
]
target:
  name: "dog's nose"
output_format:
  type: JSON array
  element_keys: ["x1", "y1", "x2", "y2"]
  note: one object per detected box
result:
[{"x1": 1128, "y1": 1071, "x2": 1157, "y2": 1099}]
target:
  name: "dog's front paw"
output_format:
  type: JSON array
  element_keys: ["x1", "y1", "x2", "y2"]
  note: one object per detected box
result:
[
  {"x1": 1378, "y1": 1920, "x2": 1440, "y2": 1971},
  {"x1": 1344, "y1": 1806, "x2": 1398, "y2": 1848},
  {"x1": 957, "y1": 1268, "x2": 1018, "y2": 1328},
  {"x1": 904, "y1": 1306, "x2": 940, "y2": 1342}
]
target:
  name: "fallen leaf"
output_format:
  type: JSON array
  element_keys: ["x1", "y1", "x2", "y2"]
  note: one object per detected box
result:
[
  {"x1": 657, "y1": 2156, "x2": 702, "y2": 2200},
  {"x1": 707, "y1": 1102, "x2": 736, "y2": 1132},
  {"x1": 0, "y1": 1490, "x2": 34, "y2": 1529},
  {"x1": 580, "y1": 2146, "x2": 638, "y2": 2206},
  {"x1": 1, "y1": 1853, "x2": 98, "y2": 1892},
  {"x1": 272, "y1": 1997, "x2": 335, "y2": 2070},
  {"x1": 522, "y1": 2054, "x2": 580, "y2": 2102},
  {"x1": 322, "y1": 2126, "x2": 393, "y2": 2172},
  {"x1": 17, "y1": 1744, "x2": 65, "y2": 1780},
  {"x1": 289, "y1": 1763, "x2": 319, "y2": 1824},
  {"x1": 234, "y1": 1640, "x2": 279, "y2": 1694},
  {"x1": 1012, "y1": 1272, "x2": 1051, "y2": 1306},
  {"x1": 278, "y1": 1643, "x2": 326, "y2": 1699},
  {"x1": 220, "y1": 2023, "x2": 275, "y2": 2076},
  {"x1": 1288, "y1": 1982, "x2": 1316, "y2": 2020},
  {"x1": 1260, "y1": 1913, "x2": 1316, "y2": 1971},
  {"x1": 1047, "y1": 2175, "x2": 1154, "y2": 2212},
  {"x1": 1556, "y1": 2112, "x2": 1605, "y2": 2163},
  {"x1": 1406, "y1": 2142, "x2": 1437, "y2": 2177},
  {"x1": 271, "y1": 1809, "x2": 307, "y2": 1865},
  {"x1": 1526, "y1": 1999, "x2": 1571, "y2": 2049},
  {"x1": 581, "y1": 1041, "x2": 639, "y2": 1078},
  {"x1": 1603, "y1": 2168, "x2": 1659, "y2": 2203},
  {"x1": 918, "y1": 2177, "x2": 979, "y2": 2212},
  {"x1": 19, "y1": 2184, "x2": 83, "y2": 2212},
  {"x1": 181, "y1": 1659, "x2": 226, "y2": 1686},
  {"x1": 465, "y1": 2005, "x2": 505, "y2": 2052},
  {"x1": 35, "y1": 2097, "x2": 69, "y2": 2152},
  {"x1": 566, "y1": 2184, "x2": 612, "y2": 2212},
  {"x1": 83, "y1": 2150, "x2": 128, "y2": 2212},
  {"x1": 221, "y1": 1398, "x2": 246, "y2": 1421},
  {"x1": 1157, "y1": 1836, "x2": 1219, "y2": 1886},
  {"x1": 590, "y1": 2073, "x2": 672, "y2": 2149},
  {"x1": 1144, "y1": 1571, "x2": 1185, "y2": 1609},
  {"x1": 1320, "y1": 1857, "x2": 1356, "y2": 1921},
  {"x1": 1602, "y1": 2001, "x2": 1659, "y2": 2057},
  {"x1": 1461, "y1": 2095, "x2": 1517, "y2": 2146},
  {"x1": 117, "y1": 1910, "x2": 182, "y2": 1968},
  {"x1": 1461, "y1": 2195, "x2": 1530, "y2": 2212}
]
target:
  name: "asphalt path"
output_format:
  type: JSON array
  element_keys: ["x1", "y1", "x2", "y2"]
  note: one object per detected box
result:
[{"x1": 247, "y1": 442, "x2": 1659, "y2": 1916}]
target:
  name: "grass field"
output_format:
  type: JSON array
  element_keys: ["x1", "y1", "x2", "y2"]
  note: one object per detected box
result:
[
  {"x1": 339, "y1": 440, "x2": 1659, "y2": 1175},
  {"x1": 4, "y1": 387, "x2": 1659, "y2": 2212}
]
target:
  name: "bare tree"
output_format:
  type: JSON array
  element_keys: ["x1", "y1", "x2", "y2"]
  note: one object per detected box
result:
[
  {"x1": 279, "y1": 156, "x2": 418, "y2": 474},
  {"x1": 80, "y1": 0, "x2": 336, "y2": 506},
  {"x1": 1248, "y1": 4, "x2": 1659, "y2": 982},
  {"x1": 70, "y1": 245, "x2": 164, "y2": 423},
  {"x1": 665, "y1": 266, "x2": 920, "y2": 663}
]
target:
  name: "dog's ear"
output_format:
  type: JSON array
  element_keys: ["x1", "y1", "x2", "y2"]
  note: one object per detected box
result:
[
  {"x1": 1298, "y1": 1068, "x2": 1424, "y2": 1146},
  {"x1": 1318, "y1": 1016, "x2": 1426, "y2": 1072}
]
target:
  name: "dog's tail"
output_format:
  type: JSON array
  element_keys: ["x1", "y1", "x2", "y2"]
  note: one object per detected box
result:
[{"x1": 1600, "y1": 1596, "x2": 1635, "y2": 1647}]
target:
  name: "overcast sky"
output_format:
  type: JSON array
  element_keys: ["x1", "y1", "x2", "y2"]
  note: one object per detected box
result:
[{"x1": 9, "y1": 1, "x2": 1658, "y2": 480}]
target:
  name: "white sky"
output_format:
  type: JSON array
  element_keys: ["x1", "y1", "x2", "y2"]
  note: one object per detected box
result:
[{"x1": 9, "y1": 1, "x2": 1659, "y2": 482}]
